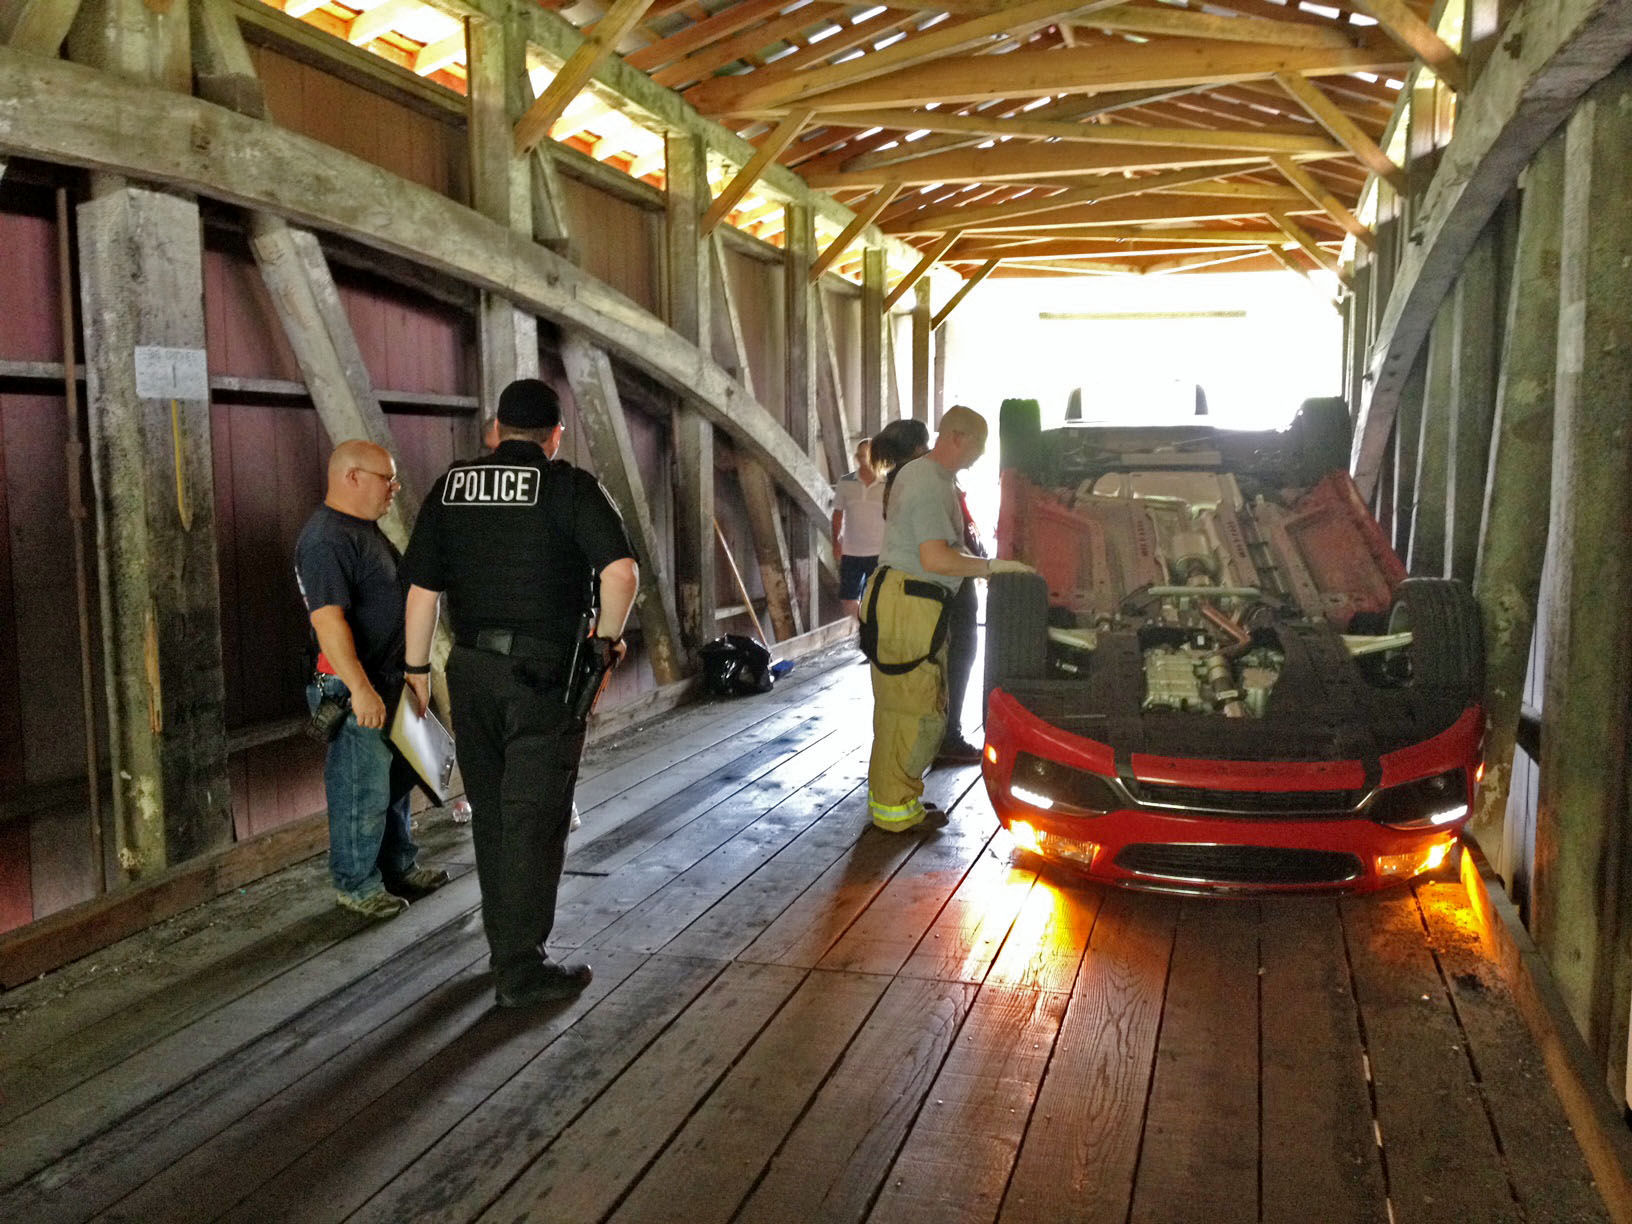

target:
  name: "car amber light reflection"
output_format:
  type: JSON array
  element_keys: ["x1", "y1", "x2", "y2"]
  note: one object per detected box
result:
[
  {"x1": 1375, "y1": 839, "x2": 1453, "y2": 879},
  {"x1": 1008, "y1": 819, "x2": 1100, "y2": 868}
]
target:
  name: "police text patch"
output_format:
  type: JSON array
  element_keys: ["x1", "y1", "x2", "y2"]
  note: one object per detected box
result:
[{"x1": 443, "y1": 466, "x2": 539, "y2": 506}]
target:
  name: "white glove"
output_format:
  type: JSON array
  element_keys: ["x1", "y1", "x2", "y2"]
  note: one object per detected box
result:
[{"x1": 987, "y1": 559, "x2": 1035, "y2": 576}]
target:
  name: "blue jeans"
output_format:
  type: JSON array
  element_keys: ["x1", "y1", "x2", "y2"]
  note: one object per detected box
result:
[{"x1": 307, "y1": 674, "x2": 419, "y2": 900}]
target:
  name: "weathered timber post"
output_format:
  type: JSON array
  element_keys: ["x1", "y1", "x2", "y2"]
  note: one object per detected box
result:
[
  {"x1": 933, "y1": 322, "x2": 947, "y2": 424},
  {"x1": 70, "y1": 0, "x2": 231, "y2": 874},
  {"x1": 1406, "y1": 295, "x2": 1454, "y2": 576},
  {"x1": 1391, "y1": 352, "x2": 1426, "y2": 560},
  {"x1": 468, "y1": 12, "x2": 539, "y2": 423},
  {"x1": 861, "y1": 246, "x2": 886, "y2": 435},
  {"x1": 1470, "y1": 134, "x2": 1565, "y2": 861},
  {"x1": 1533, "y1": 66, "x2": 1632, "y2": 1088},
  {"x1": 1445, "y1": 230, "x2": 1499, "y2": 585},
  {"x1": 1346, "y1": 259, "x2": 1372, "y2": 420},
  {"x1": 784, "y1": 202, "x2": 821, "y2": 630},
  {"x1": 665, "y1": 131, "x2": 716, "y2": 653},
  {"x1": 560, "y1": 338, "x2": 686, "y2": 683},
  {"x1": 911, "y1": 278, "x2": 932, "y2": 424}
]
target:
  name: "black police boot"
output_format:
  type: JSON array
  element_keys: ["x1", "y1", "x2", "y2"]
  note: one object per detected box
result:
[{"x1": 495, "y1": 959, "x2": 594, "y2": 1009}]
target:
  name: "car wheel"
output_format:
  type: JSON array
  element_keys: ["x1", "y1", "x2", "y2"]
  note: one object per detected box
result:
[
  {"x1": 1386, "y1": 578, "x2": 1484, "y2": 700},
  {"x1": 1294, "y1": 396, "x2": 1353, "y2": 481},
  {"x1": 999, "y1": 398, "x2": 1042, "y2": 475},
  {"x1": 984, "y1": 571, "x2": 1050, "y2": 704}
]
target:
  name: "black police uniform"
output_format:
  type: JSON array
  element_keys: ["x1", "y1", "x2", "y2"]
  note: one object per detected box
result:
[{"x1": 400, "y1": 439, "x2": 634, "y2": 985}]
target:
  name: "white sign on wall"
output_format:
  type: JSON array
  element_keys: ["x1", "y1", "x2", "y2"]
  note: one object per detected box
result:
[{"x1": 133, "y1": 346, "x2": 210, "y2": 401}]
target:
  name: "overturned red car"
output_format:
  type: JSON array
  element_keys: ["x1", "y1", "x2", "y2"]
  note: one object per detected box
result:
[{"x1": 981, "y1": 398, "x2": 1484, "y2": 894}]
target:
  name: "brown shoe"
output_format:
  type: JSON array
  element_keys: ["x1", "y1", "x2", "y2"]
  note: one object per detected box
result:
[
  {"x1": 495, "y1": 960, "x2": 594, "y2": 1009},
  {"x1": 386, "y1": 866, "x2": 450, "y2": 898}
]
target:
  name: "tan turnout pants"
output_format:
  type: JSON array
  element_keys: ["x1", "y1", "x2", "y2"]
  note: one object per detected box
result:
[{"x1": 860, "y1": 568, "x2": 950, "y2": 830}]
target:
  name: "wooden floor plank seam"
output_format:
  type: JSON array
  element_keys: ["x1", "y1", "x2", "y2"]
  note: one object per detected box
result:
[
  {"x1": 1106, "y1": 890, "x2": 1183, "y2": 1224},
  {"x1": 1408, "y1": 884, "x2": 1531, "y2": 1219},
  {"x1": 1337, "y1": 899, "x2": 1398, "y2": 1224}
]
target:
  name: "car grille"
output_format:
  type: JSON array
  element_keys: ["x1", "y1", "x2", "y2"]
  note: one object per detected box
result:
[
  {"x1": 1129, "y1": 781, "x2": 1365, "y2": 817},
  {"x1": 1114, "y1": 843, "x2": 1364, "y2": 886}
]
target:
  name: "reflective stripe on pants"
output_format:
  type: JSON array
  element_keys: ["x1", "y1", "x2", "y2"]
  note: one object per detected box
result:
[{"x1": 862, "y1": 568, "x2": 950, "y2": 817}]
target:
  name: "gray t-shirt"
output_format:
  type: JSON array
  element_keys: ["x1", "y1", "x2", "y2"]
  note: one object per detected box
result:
[{"x1": 877, "y1": 455, "x2": 965, "y2": 592}]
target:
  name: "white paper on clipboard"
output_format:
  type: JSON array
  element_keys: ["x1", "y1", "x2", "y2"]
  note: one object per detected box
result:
[{"x1": 389, "y1": 698, "x2": 457, "y2": 804}]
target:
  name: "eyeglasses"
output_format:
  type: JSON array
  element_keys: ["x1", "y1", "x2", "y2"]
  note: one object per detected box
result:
[{"x1": 354, "y1": 468, "x2": 402, "y2": 490}]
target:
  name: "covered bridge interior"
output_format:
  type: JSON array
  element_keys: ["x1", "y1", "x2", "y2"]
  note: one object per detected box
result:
[{"x1": 3, "y1": 0, "x2": 1632, "y2": 1219}]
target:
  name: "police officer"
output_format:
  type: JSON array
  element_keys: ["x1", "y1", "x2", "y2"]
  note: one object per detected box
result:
[{"x1": 400, "y1": 378, "x2": 638, "y2": 1009}]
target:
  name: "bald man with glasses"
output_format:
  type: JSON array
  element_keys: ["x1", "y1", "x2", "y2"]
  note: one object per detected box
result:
[{"x1": 295, "y1": 440, "x2": 448, "y2": 919}]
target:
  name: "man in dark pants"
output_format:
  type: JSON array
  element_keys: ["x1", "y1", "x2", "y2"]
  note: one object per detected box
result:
[
  {"x1": 295, "y1": 439, "x2": 450, "y2": 919},
  {"x1": 400, "y1": 380, "x2": 638, "y2": 1009},
  {"x1": 938, "y1": 487, "x2": 986, "y2": 764}
]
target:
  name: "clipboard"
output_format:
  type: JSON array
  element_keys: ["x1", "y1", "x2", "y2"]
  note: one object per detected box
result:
[{"x1": 389, "y1": 697, "x2": 457, "y2": 805}]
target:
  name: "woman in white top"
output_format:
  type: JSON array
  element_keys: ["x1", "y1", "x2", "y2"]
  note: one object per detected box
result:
[{"x1": 832, "y1": 438, "x2": 887, "y2": 618}]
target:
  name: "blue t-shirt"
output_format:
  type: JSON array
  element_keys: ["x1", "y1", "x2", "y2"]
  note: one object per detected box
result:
[{"x1": 294, "y1": 505, "x2": 405, "y2": 689}]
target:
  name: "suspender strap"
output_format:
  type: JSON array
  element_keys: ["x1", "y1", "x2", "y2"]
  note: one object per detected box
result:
[{"x1": 859, "y1": 566, "x2": 954, "y2": 676}]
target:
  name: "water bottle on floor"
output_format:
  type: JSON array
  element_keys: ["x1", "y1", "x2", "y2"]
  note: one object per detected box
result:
[{"x1": 451, "y1": 798, "x2": 472, "y2": 824}]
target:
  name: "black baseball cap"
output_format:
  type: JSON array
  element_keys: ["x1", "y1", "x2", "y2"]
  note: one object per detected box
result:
[{"x1": 496, "y1": 378, "x2": 561, "y2": 429}]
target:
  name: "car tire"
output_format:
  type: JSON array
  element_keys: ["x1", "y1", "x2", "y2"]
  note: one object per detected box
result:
[
  {"x1": 984, "y1": 571, "x2": 1050, "y2": 703},
  {"x1": 999, "y1": 398, "x2": 1042, "y2": 475},
  {"x1": 1294, "y1": 396, "x2": 1353, "y2": 481},
  {"x1": 1386, "y1": 578, "x2": 1484, "y2": 700}
]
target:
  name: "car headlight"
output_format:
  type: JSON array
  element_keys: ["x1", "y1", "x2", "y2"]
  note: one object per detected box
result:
[
  {"x1": 1368, "y1": 768, "x2": 1468, "y2": 830},
  {"x1": 1009, "y1": 752, "x2": 1122, "y2": 815}
]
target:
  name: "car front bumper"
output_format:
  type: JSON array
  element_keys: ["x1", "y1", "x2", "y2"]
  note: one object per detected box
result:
[{"x1": 982, "y1": 689, "x2": 1484, "y2": 896}]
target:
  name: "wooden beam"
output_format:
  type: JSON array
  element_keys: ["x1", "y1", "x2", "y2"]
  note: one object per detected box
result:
[
  {"x1": 0, "y1": 48, "x2": 836, "y2": 527},
  {"x1": 1406, "y1": 295, "x2": 1454, "y2": 577},
  {"x1": 1269, "y1": 211, "x2": 1349, "y2": 285},
  {"x1": 412, "y1": 29, "x2": 465, "y2": 76},
  {"x1": 783, "y1": 200, "x2": 822, "y2": 625},
  {"x1": 958, "y1": 224, "x2": 1297, "y2": 245},
  {"x1": 1470, "y1": 133, "x2": 1564, "y2": 848},
  {"x1": 651, "y1": 2, "x2": 840, "y2": 89},
  {"x1": 79, "y1": 186, "x2": 233, "y2": 877},
  {"x1": 812, "y1": 288, "x2": 854, "y2": 469},
  {"x1": 903, "y1": 193, "x2": 1322, "y2": 233},
  {"x1": 932, "y1": 258, "x2": 998, "y2": 328},
  {"x1": 191, "y1": 0, "x2": 266, "y2": 118},
  {"x1": 807, "y1": 141, "x2": 1312, "y2": 189},
  {"x1": 1445, "y1": 231, "x2": 1499, "y2": 585},
  {"x1": 1273, "y1": 70, "x2": 1405, "y2": 193},
  {"x1": 468, "y1": 12, "x2": 539, "y2": 412},
  {"x1": 884, "y1": 230, "x2": 961, "y2": 309},
  {"x1": 888, "y1": 166, "x2": 1276, "y2": 232},
  {"x1": 810, "y1": 181, "x2": 902, "y2": 282},
  {"x1": 667, "y1": 131, "x2": 717, "y2": 654},
  {"x1": 1535, "y1": 64, "x2": 1632, "y2": 1086},
  {"x1": 512, "y1": 0, "x2": 656, "y2": 155},
  {"x1": 714, "y1": 40, "x2": 1408, "y2": 113},
  {"x1": 1270, "y1": 153, "x2": 1374, "y2": 249},
  {"x1": 837, "y1": 83, "x2": 1213, "y2": 173},
  {"x1": 910, "y1": 277, "x2": 931, "y2": 424},
  {"x1": 561, "y1": 337, "x2": 688, "y2": 682},
  {"x1": 1072, "y1": 3, "x2": 1359, "y2": 48},
  {"x1": 626, "y1": 0, "x2": 783, "y2": 72},
  {"x1": 779, "y1": 109, "x2": 1345, "y2": 157},
  {"x1": 700, "y1": 108, "x2": 812, "y2": 236},
  {"x1": 1351, "y1": 0, "x2": 1467, "y2": 91},
  {"x1": 689, "y1": 0, "x2": 1122, "y2": 115},
  {"x1": 344, "y1": 0, "x2": 416, "y2": 46},
  {"x1": 861, "y1": 246, "x2": 886, "y2": 436},
  {"x1": 3, "y1": 0, "x2": 84, "y2": 54}
]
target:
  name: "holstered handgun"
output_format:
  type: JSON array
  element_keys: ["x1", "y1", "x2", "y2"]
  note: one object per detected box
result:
[{"x1": 563, "y1": 609, "x2": 614, "y2": 727}]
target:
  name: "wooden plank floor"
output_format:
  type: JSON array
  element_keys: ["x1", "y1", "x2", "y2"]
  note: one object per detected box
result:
[{"x1": 0, "y1": 644, "x2": 1612, "y2": 1224}]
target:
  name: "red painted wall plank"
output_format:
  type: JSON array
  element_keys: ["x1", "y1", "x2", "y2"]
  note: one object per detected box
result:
[
  {"x1": 0, "y1": 819, "x2": 32, "y2": 934},
  {"x1": 0, "y1": 207, "x2": 62, "y2": 363},
  {"x1": 203, "y1": 244, "x2": 304, "y2": 382},
  {"x1": 0, "y1": 397, "x2": 24, "y2": 792},
  {"x1": 559, "y1": 177, "x2": 658, "y2": 313},
  {"x1": 249, "y1": 45, "x2": 468, "y2": 205}
]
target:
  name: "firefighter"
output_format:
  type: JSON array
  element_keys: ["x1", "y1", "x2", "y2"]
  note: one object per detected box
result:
[{"x1": 859, "y1": 406, "x2": 1033, "y2": 832}]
